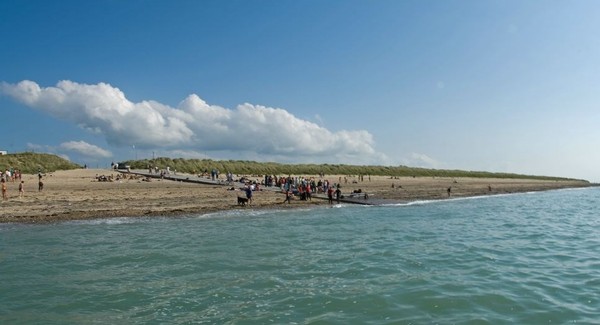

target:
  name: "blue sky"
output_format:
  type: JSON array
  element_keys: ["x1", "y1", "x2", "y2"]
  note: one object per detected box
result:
[{"x1": 1, "y1": 0, "x2": 599, "y2": 181}]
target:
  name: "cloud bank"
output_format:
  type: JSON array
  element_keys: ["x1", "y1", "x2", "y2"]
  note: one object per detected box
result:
[
  {"x1": 2, "y1": 80, "x2": 386, "y2": 163},
  {"x1": 403, "y1": 152, "x2": 443, "y2": 169},
  {"x1": 59, "y1": 141, "x2": 113, "y2": 159},
  {"x1": 27, "y1": 140, "x2": 112, "y2": 161}
]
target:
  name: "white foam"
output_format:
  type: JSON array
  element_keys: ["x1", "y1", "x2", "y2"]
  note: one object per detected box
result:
[
  {"x1": 63, "y1": 216, "x2": 165, "y2": 226},
  {"x1": 381, "y1": 193, "x2": 518, "y2": 207},
  {"x1": 189, "y1": 206, "x2": 320, "y2": 220}
]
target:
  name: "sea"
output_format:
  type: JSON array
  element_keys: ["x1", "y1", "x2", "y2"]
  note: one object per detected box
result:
[{"x1": 1, "y1": 187, "x2": 598, "y2": 324}]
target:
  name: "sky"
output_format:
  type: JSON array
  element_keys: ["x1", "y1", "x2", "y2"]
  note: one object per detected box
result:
[{"x1": 1, "y1": 0, "x2": 599, "y2": 182}]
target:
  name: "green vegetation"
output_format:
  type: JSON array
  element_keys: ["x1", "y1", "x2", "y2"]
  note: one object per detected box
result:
[
  {"x1": 0, "y1": 152, "x2": 584, "y2": 182},
  {"x1": 0, "y1": 152, "x2": 81, "y2": 174},
  {"x1": 121, "y1": 157, "x2": 582, "y2": 182}
]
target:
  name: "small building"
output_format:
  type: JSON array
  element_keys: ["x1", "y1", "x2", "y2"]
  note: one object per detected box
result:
[{"x1": 0, "y1": 151, "x2": 7, "y2": 155}]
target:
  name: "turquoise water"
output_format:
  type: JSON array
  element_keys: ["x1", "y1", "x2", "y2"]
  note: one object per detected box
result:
[{"x1": 1, "y1": 188, "x2": 599, "y2": 324}]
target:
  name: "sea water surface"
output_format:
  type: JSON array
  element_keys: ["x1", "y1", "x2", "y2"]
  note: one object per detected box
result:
[{"x1": 1, "y1": 188, "x2": 599, "y2": 324}]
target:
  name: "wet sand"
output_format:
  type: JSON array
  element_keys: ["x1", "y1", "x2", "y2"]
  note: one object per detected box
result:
[{"x1": 0, "y1": 169, "x2": 591, "y2": 223}]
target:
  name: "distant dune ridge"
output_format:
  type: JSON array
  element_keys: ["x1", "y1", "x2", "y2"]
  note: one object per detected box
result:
[{"x1": 0, "y1": 152, "x2": 588, "y2": 181}]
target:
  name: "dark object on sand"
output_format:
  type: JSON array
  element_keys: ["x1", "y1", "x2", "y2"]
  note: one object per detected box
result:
[{"x1": 237, "y1": 196, "x2": 248, "y2": 206}]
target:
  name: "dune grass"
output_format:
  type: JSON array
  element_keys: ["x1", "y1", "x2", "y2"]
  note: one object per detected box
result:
[
  {"x1": 0, "y1": 152, "x2": 584, "y2": 182},
  {"x1": 123, "y1": 157, "x2": 582, "y2": 182},
  {"x1": 0, "y1": 152, "x2": 81, "y2": 174}
]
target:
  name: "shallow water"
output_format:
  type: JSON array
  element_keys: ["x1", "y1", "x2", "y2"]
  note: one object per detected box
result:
[{"x1": 1, "y1": 188, "x2": 599, "y2": 324}]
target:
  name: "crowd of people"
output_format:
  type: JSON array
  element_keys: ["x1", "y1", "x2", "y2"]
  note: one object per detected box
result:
[
  {"x1": 234, "y1": 174, "x2": 348, "y2": 206},
  {"x1": 95, "y1": 173, "x2": 140, "y2": 182},
  {"x1": 260, "y1": 175, "x2": 353, "y2": 204},
  {"x1": 1, "y1": 168, "x2": 26, "y2": 200},
  {"x1": 109, "y1": 163, "x2": 371, "y2": 206},
  {"x1": 2, "y1": 168, "x2": 22, "y2": 182}
]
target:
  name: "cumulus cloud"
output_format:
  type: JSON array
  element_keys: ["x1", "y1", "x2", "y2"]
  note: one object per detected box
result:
[
  {"x1": 27, "y1": 141, "x2": 112, "y2": 161},
  {"x1": 1, "y1": 80, "x2": 386, "y2": 164},
  {"x1": 59, "y1": 141, "x2": 113, "y2": 158},
  {"x1": 403, "y1": 152, "x2": 443, "y2": 169},
  {"x1": 1, "y1": 80, "x2": 193, "y2": 147}
]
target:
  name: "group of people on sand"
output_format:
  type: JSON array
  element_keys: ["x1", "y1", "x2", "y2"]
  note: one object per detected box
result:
[
  {"x1": 234, "y1": 173, "x2": 374, "y2": 206},
  {"x1": 2, "y1": 168, "x2": 22, "y2": 183},
  {"x1": 95, "y1": 173, "x2": 140, "y2": 182},
  {"x1": 265, "y1": 175, "x2": 341, "y2": 195},
  {"x1": 281, "y1": 181, "x2": 340, "y2": 204},
  {"x1": 1, "y1": 168, "x2": 26, "y2": 200},
  {"x1": 278, "y1": 176, "x2": 343, "y2": 205}
]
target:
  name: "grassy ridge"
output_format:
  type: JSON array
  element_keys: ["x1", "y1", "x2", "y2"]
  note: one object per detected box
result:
[
  {"x1": 0, "y1": 153, "x2": 585, "y2": 182},
  {"x1": 123, "y1": 157, "x2": 582, "y2": 182},
  {"x1": 0, "y1": 152, "x2": 81, "y2": 174}
]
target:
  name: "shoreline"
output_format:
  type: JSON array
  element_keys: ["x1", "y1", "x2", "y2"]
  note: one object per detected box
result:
[{"x1": 0, "y1": 169, "x2": 593, "y2": 224}]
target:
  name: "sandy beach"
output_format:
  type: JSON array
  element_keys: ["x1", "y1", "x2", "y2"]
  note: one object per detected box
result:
[{"x1": 0, "y1": 168, "x2": 591, "y2": 223}]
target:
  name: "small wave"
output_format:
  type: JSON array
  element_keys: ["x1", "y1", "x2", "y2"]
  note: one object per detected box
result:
[
  {"x1": 188, "y1": 206, "x2": 321, "y2": 220},
  {"x1": 63, "y1": 216, "x2": 160, "y2": 226},
  {"x1": 382, "y1": 199, "x2": 442, "y2": 207},
  {"x1": 381, "y1": 193, "x2": 520, "y2": 207}
]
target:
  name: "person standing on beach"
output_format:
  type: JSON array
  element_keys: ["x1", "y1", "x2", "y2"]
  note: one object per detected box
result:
[
  {"x1": 18, "y1": 181, "x2": 24, "y2": 198},
  {"x1": 245, "y1": 185, "x2": 253, "y2": 205},
  {"x1": 283, "y1": 189, "x2": 291, "y2": 204},
  {"x1": 327, "y1": 186, "x2": 334, "y2": 204},
  {"x1": 335, "y1": 186, "x2": 342, "y2": 203},
  {"x1": 1, "y1": 179, "x2": 7, "y2": 200},
  {"x1": 38, "y1": 171, "x2": 45, "y2": 191},
  {"x1": 447, "y1": 187, "x2": 452, "y2": 197}
]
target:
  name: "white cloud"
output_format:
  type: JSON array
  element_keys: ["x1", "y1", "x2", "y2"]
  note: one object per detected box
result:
[
  {"x1": 27, "y1": 141, "x2": 112, "y2": 160},
  {"x1": 402, "y1": 152, "x2": 443, "y2": 169},
  {"x1": 2, "y1": 80, "x2": 387, "y2": 164},
  {"x1": 59, "y1": 141, "x2": 113, "y2": 158},
  {"x1": 2, "y1": 80, "x2": 194, "y2": 147}
]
